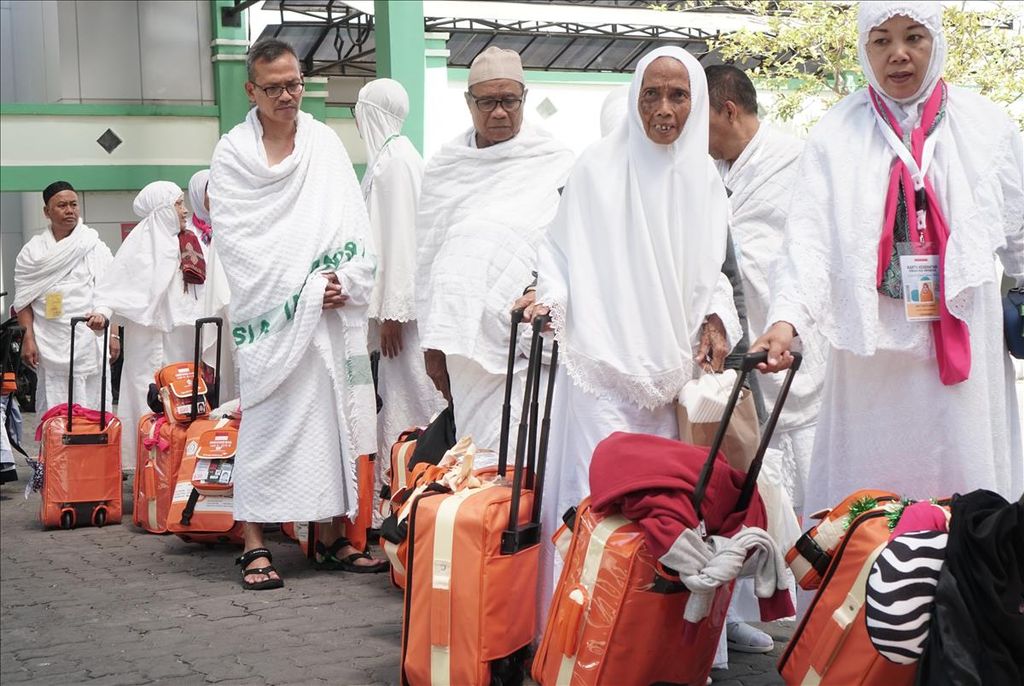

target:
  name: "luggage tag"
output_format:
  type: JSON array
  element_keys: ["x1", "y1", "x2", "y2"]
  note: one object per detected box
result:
[
  {"x1": 44, "y1": 292, "x2": 63, "y2": 319},
  {"x1": 897, "y1": 241, "x2": 940, "y2": 322}
]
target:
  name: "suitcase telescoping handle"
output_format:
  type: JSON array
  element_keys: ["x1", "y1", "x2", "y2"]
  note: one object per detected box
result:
[
  {"x1": 502, "y1": 314, "x2": 558, "y2": 555},
  {"x1": 690, "y1": 351, "x2": 803, "y2": 534},
  {"x1": 497, "y1": 307, "x2": 526, "y2": 475},
  {"x1": 68, "y1": 316, "x2": 109, "y2": 434},
  {"x1": 191, "y1": 317, "x2": 223, "y2": 421}
]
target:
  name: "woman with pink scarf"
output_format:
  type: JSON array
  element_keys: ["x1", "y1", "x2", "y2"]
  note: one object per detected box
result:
[{"x1": 754, "y1": 1, "x2": 1023, "y2": 516}]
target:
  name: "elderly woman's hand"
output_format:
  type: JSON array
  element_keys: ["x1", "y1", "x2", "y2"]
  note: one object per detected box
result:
[
  {"x1": 750, "y1": 321, "x2": 797, "y2": 373},
  {"x1": 696, "y1": 313, "x2": 728, "y2": 372},
  {"x1": 512, "y1": 290, "x2": 536, "y2": 317}
]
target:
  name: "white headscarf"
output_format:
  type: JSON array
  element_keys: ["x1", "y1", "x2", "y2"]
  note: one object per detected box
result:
[
  {"x1": 537, "y1": 46, "x2": 731, "y2": 408},
  {"x1": 355, "y1": 78, "x2": 408, "y2": 190},
  {"x1": 94, "y1": 181, "x2": 186, "y2": 330},
  {"x1": 599, "y1": 85, "x2": 629, "y2": 138},
  {"x1": 188, "y1": 169, "x2": 210, "y2": 225}
]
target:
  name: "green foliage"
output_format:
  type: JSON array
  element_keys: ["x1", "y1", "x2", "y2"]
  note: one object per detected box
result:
[{"x1": 700, "y1": 1, "x2": 1024, "y2": 126}]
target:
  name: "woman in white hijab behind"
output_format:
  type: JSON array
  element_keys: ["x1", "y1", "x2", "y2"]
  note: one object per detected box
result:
[
  {"x1": 355, "y1": 78, "x2": 447, "y2": 507},
  {"x1": 88, "y1": 181, "x2": 219, "y2": 472},
  {"x1": 753, "y1": 1, "x2": 1023, "y2": 516},
  {"x1": 527, "y1": 46, "x2": 742, "y2": 632}
]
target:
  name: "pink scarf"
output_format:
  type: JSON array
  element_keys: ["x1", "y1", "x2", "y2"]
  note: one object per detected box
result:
[
  {"x1": 191, "y1": 215, "x2": 212, "y2": 245},
  {"x1": 35, "y1": 404, "x2": 115, "y2": 441},
  {"x1": 871, "y1": 80, "x2": 970, "y2": 385}
]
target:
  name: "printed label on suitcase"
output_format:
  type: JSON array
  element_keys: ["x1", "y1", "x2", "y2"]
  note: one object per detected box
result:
[
  {"x1": 171, "y1": 482, "x2": 233, "y2": 512},
  {"x1": 192, "y1": 458, "x2": 232, "y2": 485}
]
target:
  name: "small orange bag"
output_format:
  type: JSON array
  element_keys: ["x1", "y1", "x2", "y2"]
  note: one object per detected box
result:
[{"x1": 155, "y1": 363, "x2": 209, "y2": 424}]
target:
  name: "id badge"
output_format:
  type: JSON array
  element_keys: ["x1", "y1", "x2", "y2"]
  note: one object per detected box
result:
[
  {"x1": 899, "y1": 250, "x2": 940, "y2": 322},
  {"x1": 44, "y1": 292, "x2": 63, "y2": 319}
]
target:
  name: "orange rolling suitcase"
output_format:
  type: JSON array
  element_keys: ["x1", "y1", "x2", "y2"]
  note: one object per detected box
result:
[
  {"x1": 38, "y1": 318, "x2": 122, "y2": 529},
  {"x1": 165, "y1": 414, "x2": 244, "y2": 545},
  {"x1": 400, "y1": 312, "x2": 555, "y2": 686},
  {"x1": 532, "y1": 352, "x2": 802, "y2": 686},
  {"x1": 133, "y1": 317, "x2": 222, "y2": 534}
]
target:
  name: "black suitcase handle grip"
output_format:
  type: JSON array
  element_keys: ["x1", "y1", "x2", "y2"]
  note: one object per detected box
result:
[
  {"x1": 191, "y1": 317, "x2": 223, "y2": 420},
  {"x1": 691, "y1": 351, "x2": 803, "y2": 529},
  {"x1": 68, "y1": 316, "x2": 109, "y2": 432}
]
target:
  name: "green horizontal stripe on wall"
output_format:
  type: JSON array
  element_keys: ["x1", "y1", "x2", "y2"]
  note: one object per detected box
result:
[
  {"x1": 326, "y1": 106, "x2": 354, "y2": 119},
  {"x1": 0, "y1": 165, "x2": 209, "y2": 192},
  {"x1": 447, "y1": 68, "x2": 632, "y2": 85},
  {"x1": 1, "y1": 163, "x2": 368, "y2": 190},
  {"x1": 0, "y1": 103, "x2": 219, "y2": 117}
]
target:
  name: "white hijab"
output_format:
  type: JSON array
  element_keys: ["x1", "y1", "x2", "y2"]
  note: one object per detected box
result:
[
  {"x1": 355, "y1": 78, "x2": 408, "y2": 193},
  {"x1": 538, "y1": 46, "x2": 731, "y2": 409},
  {"x1": 768, "y1": 0, "x2": 1022, "y2": 355},
  {"x1": 599, "y1": 85, "x2": 629, "y2": 138},
  {"x1": 188, "y1": 169, "x2": 210, "y2": 225},
  {"x1": 93, "y1": 181, "x2": 185, "y2": 331}
]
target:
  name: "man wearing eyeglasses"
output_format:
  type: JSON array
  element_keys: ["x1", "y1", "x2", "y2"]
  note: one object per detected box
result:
[
  {"x1": 416, "y1": 46, "x2": 574, "y2": 459},
  {"x1": 208, "y1": 38, "x2": 386, "y2": 590}
]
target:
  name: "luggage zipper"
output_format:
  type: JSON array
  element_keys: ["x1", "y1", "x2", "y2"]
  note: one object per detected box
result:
[{"x1": 777, "y1": 509, "x2": 888, "y2": 670}]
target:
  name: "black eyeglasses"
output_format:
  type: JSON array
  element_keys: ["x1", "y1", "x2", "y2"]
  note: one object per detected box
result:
[
  {"x1": 252, "y1": 81, "x2": 305, "y2": 98},
  {"x1": 466, "y1": 93, "x2": 525, "y2": 113}
]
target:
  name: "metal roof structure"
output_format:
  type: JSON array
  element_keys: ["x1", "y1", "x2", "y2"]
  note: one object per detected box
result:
[{"x1": 254, "y1": 0, "x2": 763, "y2": 77}]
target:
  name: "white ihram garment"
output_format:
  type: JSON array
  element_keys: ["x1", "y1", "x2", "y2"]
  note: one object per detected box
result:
[
  {"x1": 209, "y1": 109, "x2": 377, "y2": 522},
  {"x1": 14, "y1": 223, "x2": 113, "y2": 414},
  {"x1": 356, "y1": 81, "x2": 446, "y2": 498},
  {"x1": 768, "y1": 2, "x2": 1024, "y2": 518},
  {"x1": 535, "y1": 47, "x2": 741, "y2": 632},
  {"x1": 416, "y1": 123, "x2": 573, "y2": 452},
  {"x1": 717, "y1": 124, "x2": 826, "y2": 513}
]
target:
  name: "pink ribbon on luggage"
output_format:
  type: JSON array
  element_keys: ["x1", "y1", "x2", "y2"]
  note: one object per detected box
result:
[{"x1": 34, "y1": 403, "x2": 110, "y2": 441}]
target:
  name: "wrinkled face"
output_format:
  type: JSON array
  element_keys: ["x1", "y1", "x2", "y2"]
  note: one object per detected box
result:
[
  {"x1": 866, "y1": 15, "x2": 933, "y2": 100},
  {"x1": 466, "y1": 78, "x2": 525, "y2": 148},
  {"x1": 638, "y1": 57, "x2": 691, "y2": 145},
  {"x1": 43, "y1": 190, "x2": 80, "y2": 232},
  {"x1": 174, "y1": 196, "x2": 187, "y2": 230},
  {"x1": 246, "y1": 53, "x2": 304, "y2": 127}
]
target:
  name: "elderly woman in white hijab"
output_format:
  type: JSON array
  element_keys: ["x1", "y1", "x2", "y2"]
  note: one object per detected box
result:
[
  {"x1": 186, "y1": 169, "x2": 234, "y2": 401},
  {"x1": 754, "y1": 1, "x2": 1023, "y2": 517},
  {"x1": 527, "y1": 45, "x2": 742, "y2": 629},
  {"x1": 87, "y1": 181, "x2": 217, "y2": 472},
  {"x1": 355, "y1": 79, "x2": 446, "y2": 506}
]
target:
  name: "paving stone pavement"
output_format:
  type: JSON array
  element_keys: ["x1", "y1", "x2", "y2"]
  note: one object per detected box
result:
[{"x1": 1, "y1": 410, "x2": 788, "y2": 685}]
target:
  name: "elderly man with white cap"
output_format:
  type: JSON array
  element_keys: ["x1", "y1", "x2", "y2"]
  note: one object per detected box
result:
[{"x1": 416, "y1": 46, "x2": 574, "y2": 454}]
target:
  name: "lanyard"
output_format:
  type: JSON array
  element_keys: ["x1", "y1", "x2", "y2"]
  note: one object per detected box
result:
[{"x1": 872, "y1": 106, "x2": 940, "y2": 242}]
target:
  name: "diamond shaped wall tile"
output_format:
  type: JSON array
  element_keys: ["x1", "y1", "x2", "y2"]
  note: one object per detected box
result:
[{"x1": 97, "y1": 128, "x2": 123, "y2": 154}]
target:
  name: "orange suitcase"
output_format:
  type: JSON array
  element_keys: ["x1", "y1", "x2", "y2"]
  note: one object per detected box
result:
[
  {"x1": 532, "y1": 352, "x2": 802, "y2": 686},
  {"x1": 165, "y1": 415, "x2": 244, "y2": 545},
  {"x1": 133, "y1": 317, "x2": 223, "y2": 534},
  {"x1": 400, "y1": 312, "x2": 554, "y2": 686},
  {"x1": 38, "y1": 318, "x2": 122, "y2": 529}
]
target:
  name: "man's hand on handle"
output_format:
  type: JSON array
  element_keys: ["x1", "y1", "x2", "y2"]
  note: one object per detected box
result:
[
  {"x1": 750, "y1": 321, "x2": 798, "y2": 373},
  {"x1": 85, "y1": 313, "x2": 108, "y2": 331}
]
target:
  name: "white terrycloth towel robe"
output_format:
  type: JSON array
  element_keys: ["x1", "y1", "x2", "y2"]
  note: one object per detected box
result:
[
  {"x1": 356, "y1": 79, "x2": 447, "y2": 515},
  {"x1": 14, "y1": 222, "x2": 113, "y2": 412},
  {"x1": 94, "y1": 182, "x2": 213, "y2": 470},
  {"x1": 209, "y1": 108, "x2": 377, "y2": 522},
  {"x1": 767, "y1": 1, "x2": 1024, "y2": 516}
]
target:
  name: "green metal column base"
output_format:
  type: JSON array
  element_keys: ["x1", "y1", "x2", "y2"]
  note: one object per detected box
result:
[
  {"x1": 210, "y1": 0, "x2": 250, "y2": 135},
  {"x1": 373, "y1": 0, "x2": 425, "y2": 153}
]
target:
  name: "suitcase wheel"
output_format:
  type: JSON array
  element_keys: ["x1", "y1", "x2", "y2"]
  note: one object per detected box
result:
[
  {"x1": 92, "y1": 507, "x2": 107, "y2": 527},
  {"x1": 59, "y1": 510, "x2": 74, "y2": 530}
]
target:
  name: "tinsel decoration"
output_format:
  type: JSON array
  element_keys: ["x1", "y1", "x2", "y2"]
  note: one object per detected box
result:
[
  {"x1": 884, "y1": 497, "x2": 914, "y2": 530},
  {"x1": 844, "y1": 496, "x2": 878, "y2": 530}
]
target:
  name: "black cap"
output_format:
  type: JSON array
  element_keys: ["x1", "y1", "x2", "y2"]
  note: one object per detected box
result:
[{"x1": 43, "y1": 181, "x2": 75, "y2": 205}]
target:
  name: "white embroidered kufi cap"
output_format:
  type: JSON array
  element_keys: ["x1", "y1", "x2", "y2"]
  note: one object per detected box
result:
[{"x1": 467, "y1": 46, "x2": 524, "y2": 87}]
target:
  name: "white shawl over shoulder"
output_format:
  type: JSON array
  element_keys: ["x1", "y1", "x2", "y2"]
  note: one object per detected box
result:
[
  {"x1": 14, "y1": 222, "x2": 110, "y2": 312},
  {"x1": 416, "y1": 123, "x2": 574, "y2": 373}
]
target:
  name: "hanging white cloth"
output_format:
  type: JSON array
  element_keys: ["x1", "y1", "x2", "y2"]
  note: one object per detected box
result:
[
  {"x1": 209, "y1": 108, "x2": 377, "y2": 522},
  {"x1": 415, "y1": 123, "x2": 575, "y2": 376},
  {"x1": 356, "y1": 79, "x2": 447, "y2": 502},
  {"x1": 766, "y1": 1, "x2": 1023, "y2": 516},
  {"x1": 536, "y1": 46, "x2": 740, "y2": 411}
]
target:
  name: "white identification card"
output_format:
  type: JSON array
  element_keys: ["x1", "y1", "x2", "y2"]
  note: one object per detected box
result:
[{"x1": 899, "y1": 253, "x2": 941, "y2": 321}]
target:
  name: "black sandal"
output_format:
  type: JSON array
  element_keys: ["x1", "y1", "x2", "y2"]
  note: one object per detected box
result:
[
  {"x1": 315, "y1": 538, "x2": 390, "y2": 574},
  {"x1": 236, "y1": 547, "x2": 284, "y2": 590}
]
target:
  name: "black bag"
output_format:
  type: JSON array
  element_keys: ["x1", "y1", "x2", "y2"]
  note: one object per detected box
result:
[
  {"x1": 1003, "y1": 287, "x2": 1024, "y2": 359},
  {"x1": 407, "y1": 406, "x2": 456, "y2": 471}
]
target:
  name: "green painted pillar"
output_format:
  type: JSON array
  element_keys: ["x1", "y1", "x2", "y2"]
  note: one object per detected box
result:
[
  {"x1": 210, "y1": 0, "x2": 250, "y2": 135},
  {"x1": 300, "y1": 76, "x2": 328, "y2": 121},
  {"x1": 374, "y1": 0, "x2": 425, "y2": 152}
]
